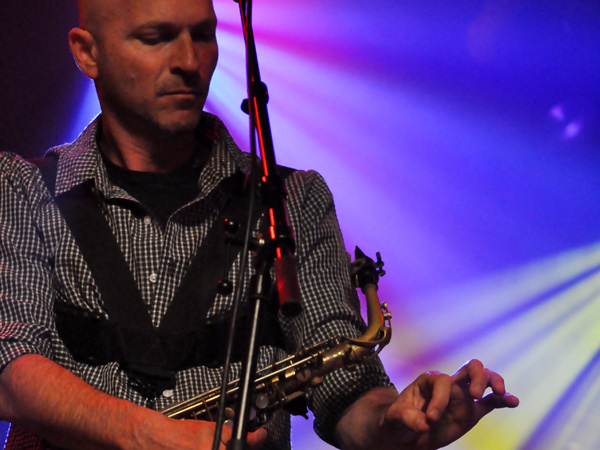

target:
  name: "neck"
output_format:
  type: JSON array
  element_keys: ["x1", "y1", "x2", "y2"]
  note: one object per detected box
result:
[{"x1": 98, "y1": 115, "x2": 201, "y2": 173}]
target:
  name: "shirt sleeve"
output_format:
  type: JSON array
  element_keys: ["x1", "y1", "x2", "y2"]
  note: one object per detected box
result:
[
  {"x1": 0, "y1": 153, "x2": 60, "y2": 372},
  {"x1": 282, "y1": 169, "x2": 394, "y2": 446}
]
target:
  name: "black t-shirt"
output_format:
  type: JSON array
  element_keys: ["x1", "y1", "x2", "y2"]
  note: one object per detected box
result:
[{"x1": 103, "y1": 156, "x2": 202, "y2": 228}]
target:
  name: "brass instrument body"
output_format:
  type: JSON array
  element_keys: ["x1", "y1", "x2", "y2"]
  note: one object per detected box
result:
[{"x1": 160, "y1": 251, "x2": 392, "y2": 430}]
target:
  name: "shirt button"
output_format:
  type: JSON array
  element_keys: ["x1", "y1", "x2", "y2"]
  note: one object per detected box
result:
[
  {"x1": 162, "y1": 389, "x2": 174, "y2": 398},
  {"x1": 143, "y1": 216, "x2": 152, "y2": 225},
  {"x1": 149, "y1": 272, "x2": 158, "y2": 284}
]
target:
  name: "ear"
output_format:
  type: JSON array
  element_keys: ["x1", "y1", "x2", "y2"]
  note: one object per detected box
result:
[{"x1": 69, "y1": 28, "x2": 99, "y2": 79}]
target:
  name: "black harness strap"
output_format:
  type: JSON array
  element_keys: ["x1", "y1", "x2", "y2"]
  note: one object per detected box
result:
[
  {"x1": 35, "y1": 158, "x2": 144, "y2": 324},
  {"x1": 58, "y1": 181, "x2": 155, "y2": 328},
  {"x1": 31, "y1": 155, "x2": 292, "y2": 397},
  {"x1": 160, "y1": 172, "x2": 251, "y2": 334}
]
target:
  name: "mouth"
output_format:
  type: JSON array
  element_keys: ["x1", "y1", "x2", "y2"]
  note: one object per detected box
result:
[
  {"x1": 162, "y1": 90, "x2": 205, "y2": 109},
  {"x1": 165, "y1": 90, "x2": 201, "y2": 97},
  {"x1": 163, "y1": 85, "x2": 204, "y2": 94}
]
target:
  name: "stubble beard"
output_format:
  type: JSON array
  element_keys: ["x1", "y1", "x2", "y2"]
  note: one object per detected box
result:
[
  {"x1": 148, "y1": 92, "x2": 208, "y2": 137},
  {"x1": 115, "y1": 99, "x2": 205, "y2": 142}
]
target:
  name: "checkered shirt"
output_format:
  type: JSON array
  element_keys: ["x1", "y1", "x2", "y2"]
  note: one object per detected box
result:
[{"x1": 0, "y1": 113, "x2": 391, "y2": 449}]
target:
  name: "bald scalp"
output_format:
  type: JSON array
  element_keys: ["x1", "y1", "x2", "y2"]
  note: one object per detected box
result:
[
  {"x1": 78, "y1": 0, "x2": 217, "y2": 38},
  {"x1": 77, "y1": 0, "x2": 120, "y2": 35}
]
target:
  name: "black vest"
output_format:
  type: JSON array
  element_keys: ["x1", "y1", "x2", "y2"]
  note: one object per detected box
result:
[{"x1": 31, "y1": 155, "x2": 291, "y2": 398}]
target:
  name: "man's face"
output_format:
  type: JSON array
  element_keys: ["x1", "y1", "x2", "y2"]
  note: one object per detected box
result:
[{"x1": 89, "y1": 0, "x2": 218, "y2": 136}]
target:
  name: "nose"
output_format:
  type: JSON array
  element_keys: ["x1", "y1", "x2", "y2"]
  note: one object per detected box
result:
[{"x1": 170, "y1": 32, "x2": 201, "y2": 77}]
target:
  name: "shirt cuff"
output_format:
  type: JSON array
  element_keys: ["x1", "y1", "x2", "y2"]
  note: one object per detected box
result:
[
  {"x1": 0, "y1": 329, "x2": 53, "y2": 374},
  {"x1": 310, "y1": 358, "x2": 394, "y2": 447}
]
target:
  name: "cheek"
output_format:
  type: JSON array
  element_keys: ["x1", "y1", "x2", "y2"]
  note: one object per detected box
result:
[
  {"x1": 111, "y1": 46, "x2": 160, "y2": 87},
  {"x1": 98, "y1": 57, "x2": 137, "y2": 93},
  {"x1": 121, "y1": 60, "x2": 164, "y2": 101},
  {"x1": 201, "y1": 44, "x2": 219, "y2": 78}
]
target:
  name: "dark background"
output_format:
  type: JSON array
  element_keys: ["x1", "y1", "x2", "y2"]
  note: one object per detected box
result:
[{"x1": 1, "y1": 0, "x2": 82, "y2": 157}]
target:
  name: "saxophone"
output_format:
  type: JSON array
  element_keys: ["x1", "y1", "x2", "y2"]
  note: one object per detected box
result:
[{"x1": 160, "y1": 248, "x2": 392, "y2": 429}]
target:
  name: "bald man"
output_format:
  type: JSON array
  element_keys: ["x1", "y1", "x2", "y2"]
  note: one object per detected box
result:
[{"x1": 0, "y1": 0, "x2": 518, "y2": 449}]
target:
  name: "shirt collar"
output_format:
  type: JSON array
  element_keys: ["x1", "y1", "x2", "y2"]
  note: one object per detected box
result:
[{"x1": 46, "y1": 113, "x2": 252, "y2": 200}]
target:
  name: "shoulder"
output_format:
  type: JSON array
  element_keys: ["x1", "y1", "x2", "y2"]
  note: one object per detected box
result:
[
  {"x1": 0, "y1": 151, "x2": 42, "y2": 189},
  {"x1": 0, "y1": 130, "x2": 78, "y2": 201},
  {"x1": 284, "y1": 167, "x2": 334, "y2": 206},
  {"x1": 0, "y1": 153, "x2": 61, "y2": 221},
  {"x1": 1, "y1": 116, "x2": 100, "y2": 192},
  {"x1": 0, "y1": 154, "x2": 59, "y2": 244}
]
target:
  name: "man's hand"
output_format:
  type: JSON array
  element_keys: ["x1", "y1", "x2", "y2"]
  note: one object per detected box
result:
[
  {"x1": 143, "y1": 417, "x2": 268, "y2": 450},
  {"x1": 197, "y1": 422, "x2": 267, "y2": 450},
  {"x1": 335, "y1": 359, "x2": 519, "y2": 450},
  {"x1": 0, "y1": 354, "x2": 267, "y2": 450}
]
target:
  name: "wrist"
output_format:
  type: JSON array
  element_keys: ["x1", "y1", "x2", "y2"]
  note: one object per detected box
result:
[
  {"x1": 334, "y1": 387, "x2": 398, "y2": 450},
  {"x1": 120, "y1": 404, "x2": 172, "y2": 450}
]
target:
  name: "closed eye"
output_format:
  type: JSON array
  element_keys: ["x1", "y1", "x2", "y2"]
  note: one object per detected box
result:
[
  {"x1": 138, "y1": 34, "x2": 174, "y2": 45},
  {"x1": 133, "y1": 24, "x2": 179, "y2": 46}
]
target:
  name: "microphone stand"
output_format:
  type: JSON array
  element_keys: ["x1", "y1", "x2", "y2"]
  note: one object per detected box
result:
[{"x1": 218, "y1": 0, "x2": 302, "y2": 449}]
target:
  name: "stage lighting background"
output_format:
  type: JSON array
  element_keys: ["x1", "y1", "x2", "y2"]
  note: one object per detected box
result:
[{"x1": 1, "y1": 0, "x2": 599, "y2": 448}]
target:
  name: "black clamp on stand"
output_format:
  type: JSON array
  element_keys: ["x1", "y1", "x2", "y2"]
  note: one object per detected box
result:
[{"x1": 211, "y1": 1, "x2": 303, "y2": 449}]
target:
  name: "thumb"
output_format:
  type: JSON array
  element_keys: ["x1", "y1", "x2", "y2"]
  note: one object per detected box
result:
[{"x1": 382, "y1": 402, "x2": 430, "y2": 433}]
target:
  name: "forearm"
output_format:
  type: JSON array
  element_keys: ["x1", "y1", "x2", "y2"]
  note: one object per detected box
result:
[
  {"x1": 0, "y1": 354, "x2": 173, "y2": 450},
  {"x1": 334, "y1": 386, "x2": 399, "y2": 450}
]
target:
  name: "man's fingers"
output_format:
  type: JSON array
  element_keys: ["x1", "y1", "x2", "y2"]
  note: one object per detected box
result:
[
  {"x1": 474, "y1": 392, "x2": 520, "y2": 421},
  {"x1": 383, "y1": 402, "x2": 430, "y2": 433},
  {"x1": 216, "y1": 425, "x2": 267, "y2": 450},
  {"x1": 487, "y1": 369, "x2": 507, "y2": 396},
  {"x1": 248, "y1": 427, "x2": 268, "y2": 449},
  {"x1": 453, "y1": 360, "x2": 485, "y2": 395},
  {"x1": 453, "y1": 360, "x2": 507, "y2": 399},
  {"x1": 417, "y1": 372, "x2": 453, "y2": 422},
  {"x1": 219, "y1": 424, "x2": 233, "y2": 449},
  {"x1": 452, "y1": 359, "x2": 480, "y2": 380}
]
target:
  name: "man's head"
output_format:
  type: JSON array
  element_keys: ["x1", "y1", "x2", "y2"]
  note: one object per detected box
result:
[{"x1": 70, "y1": 0, "x2": 218, "y2": 139}]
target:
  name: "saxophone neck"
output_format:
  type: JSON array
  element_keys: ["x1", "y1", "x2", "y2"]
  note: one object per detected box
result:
[
  {"x1": 350, "y1": 248, "x2": 391, "y2": 346},
  {"x1": 360, "y1": 283, "x2": 386, "y2": 342},
  {"x1": 344, "y1": 282, "x2": 392, "y2": 362}
]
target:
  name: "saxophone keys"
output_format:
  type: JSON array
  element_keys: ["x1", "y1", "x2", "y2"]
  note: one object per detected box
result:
[
  {"x1": 295, "y1": 368, "x2": 311, "y2": 383},
  {"x1": 225, "y1": 407, "x2": 236, "y2": 420},
  {"x1": 255, "y1": 393, "x2": 270, "y2": 410}
]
